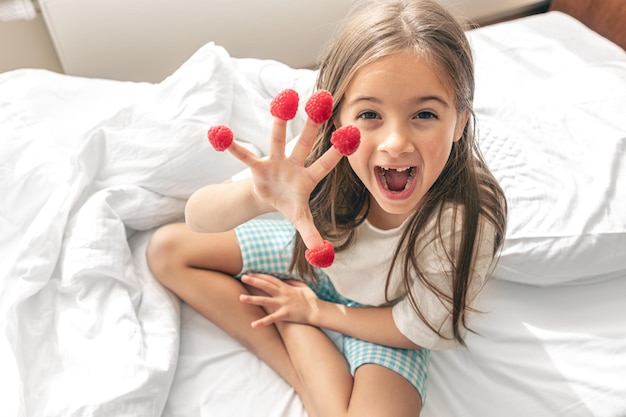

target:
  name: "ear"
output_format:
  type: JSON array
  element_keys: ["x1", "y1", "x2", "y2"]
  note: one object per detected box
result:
[{"x1": 453, "y1": 110, "x2": 470, "y2": 142}]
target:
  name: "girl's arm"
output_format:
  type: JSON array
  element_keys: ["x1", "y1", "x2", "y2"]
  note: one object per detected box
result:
[
  {"x1": 185, "y1": 177, "x2": 272, "y2": 233},
  {"x1": 312, "y1": 299, "x2": 421, "y2": 350},
  {"x1": 240, "y1": 273, "x2": 422, "y2": 350}
]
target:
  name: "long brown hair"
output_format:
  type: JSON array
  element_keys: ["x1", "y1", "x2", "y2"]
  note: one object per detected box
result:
[{"x1": 290, "y1": 0, "x2": 507, "y2": 345}]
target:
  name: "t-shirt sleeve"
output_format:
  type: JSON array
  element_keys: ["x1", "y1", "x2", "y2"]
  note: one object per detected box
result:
[{"x1": 392, "y1": 207, "x2": 496, "y2": 350}]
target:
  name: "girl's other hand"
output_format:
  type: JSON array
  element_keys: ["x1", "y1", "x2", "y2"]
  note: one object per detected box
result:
[{"x1": 239, "y1": 273, "x2": 319, "y2": 328}]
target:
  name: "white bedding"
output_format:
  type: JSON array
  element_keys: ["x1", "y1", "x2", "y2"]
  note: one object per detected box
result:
[{"x1": 1, "y1": 11, "x2": 625, "y2": 417}]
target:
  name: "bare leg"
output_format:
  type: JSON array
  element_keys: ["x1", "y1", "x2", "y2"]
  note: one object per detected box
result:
[
  {"x1": 276, "y1": 321, "x2": 423, "y2": 417},
  {"x1": 146, "y1": 223, "x2": 316, "y2": 416},
  {"x1": 147, "y1": 223, "x2": 422, "y2": 416}
]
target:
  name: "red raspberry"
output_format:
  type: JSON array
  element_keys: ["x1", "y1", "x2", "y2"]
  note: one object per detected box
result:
[
  {"x1": 331, "y1": 126, "x2": 361, "y2": 156},
  {"x1": 305, "y1": 90, "x2": 333, "y2": 124},
  {"x1": 305, "y1": 240, "x2": 335, "y2": 268},
  {"x1": 270, "y1": 89, "x2": 299, "y2": 121},
  {"x1": 207, "y1": 125, "x2": 233, "y2": 151}
]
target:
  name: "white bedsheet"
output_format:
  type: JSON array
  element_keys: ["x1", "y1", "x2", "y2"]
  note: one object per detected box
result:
[{"x1": 1, "y1": 10, "x2": 625, "y2": 417}]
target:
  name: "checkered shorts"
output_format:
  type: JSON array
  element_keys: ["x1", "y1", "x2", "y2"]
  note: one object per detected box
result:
[{"x1": 234, "y1": 218, "x2": 430, "y2": 401}]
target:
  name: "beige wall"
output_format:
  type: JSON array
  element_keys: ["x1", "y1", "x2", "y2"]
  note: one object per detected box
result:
[
  {"x1": 0, "y1": 13, "x2": 61, "y2": 74},
  {"x1": 0, "y1": 0, "x2": 548, "y2": 80}
]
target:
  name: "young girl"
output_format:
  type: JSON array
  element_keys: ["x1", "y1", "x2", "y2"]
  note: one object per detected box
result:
[{"x1": 147, "y1": 0, "x2": 507, "y2": 415}]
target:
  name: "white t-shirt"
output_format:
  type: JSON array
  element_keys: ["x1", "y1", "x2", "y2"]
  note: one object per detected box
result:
[
  {"x1": 232, "y1": 170, "x2": 496, "y2": 350},
  {"x1": 325, "y1": 204, "x2": 496, "y2": 350}
]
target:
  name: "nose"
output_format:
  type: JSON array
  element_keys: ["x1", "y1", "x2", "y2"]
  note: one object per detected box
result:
[{"x1": 377, "y1": 124, "x2": 415, "y2": 157}]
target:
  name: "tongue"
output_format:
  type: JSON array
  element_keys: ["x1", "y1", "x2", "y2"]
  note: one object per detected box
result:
[{"x1": 385, "y1": 169, "x2": 410, "y2": 192}]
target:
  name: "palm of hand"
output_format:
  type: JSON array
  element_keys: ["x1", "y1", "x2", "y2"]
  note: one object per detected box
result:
[{"x1": 251, "y1": 157, "x2": 318, "y2": 230}]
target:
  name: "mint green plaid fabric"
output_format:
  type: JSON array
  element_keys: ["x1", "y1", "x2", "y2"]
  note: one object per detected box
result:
[{"x1": 234, "y1": 218, "x2": 430, "y2": 401}]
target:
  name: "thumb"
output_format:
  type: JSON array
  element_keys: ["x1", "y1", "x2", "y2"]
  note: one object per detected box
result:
[
  {"x1": 295, "y1": 211, "x2": 335, "y2": 268},
  {"x1": 293, "y1": 210, "x2": 324, "y2": 250}
]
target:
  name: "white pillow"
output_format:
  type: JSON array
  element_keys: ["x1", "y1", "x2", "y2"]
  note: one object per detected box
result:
[{"x1": 471, "y1": 13, "x2": 626, "y2": 285}]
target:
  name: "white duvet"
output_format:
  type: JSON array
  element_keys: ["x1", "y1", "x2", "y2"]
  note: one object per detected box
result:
[
  {"x1": 0, "y1": 44, "x2": 315, "y2": 416},
  {"x1": 1, "y1": 11, "x2": 625, "y2": 417}
]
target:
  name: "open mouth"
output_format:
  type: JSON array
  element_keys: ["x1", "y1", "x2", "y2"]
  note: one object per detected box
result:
[{"x1": 375, "y1": 166, "x2": 416, "y2": 192}]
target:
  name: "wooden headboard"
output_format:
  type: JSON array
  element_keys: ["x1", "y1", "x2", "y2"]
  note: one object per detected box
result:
[{"x1": 549, "y1": 0, "x2": 626, "y2": 50}]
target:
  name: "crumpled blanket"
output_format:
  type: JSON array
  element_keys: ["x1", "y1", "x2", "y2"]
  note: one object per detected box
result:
[{"x1": 0, "y1": 42, "x2": 314, "y2": 417}]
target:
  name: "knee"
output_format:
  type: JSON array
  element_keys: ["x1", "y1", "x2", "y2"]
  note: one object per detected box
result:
[{"x1": 146, "y1": 223, "x2": 187, "y2": 280}]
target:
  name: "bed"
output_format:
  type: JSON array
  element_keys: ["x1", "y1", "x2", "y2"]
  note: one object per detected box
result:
[{"x1": 1, "y1": 0, "x2": 625, "y2": 416}]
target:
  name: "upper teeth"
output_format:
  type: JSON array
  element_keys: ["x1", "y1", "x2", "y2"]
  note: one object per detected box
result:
[{"x1": 381, "y1": 167, "x2": 411, "y2": 172}]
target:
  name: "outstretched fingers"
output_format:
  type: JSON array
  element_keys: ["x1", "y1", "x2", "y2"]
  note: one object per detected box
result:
[
  {"x1": 206, "y1": 89, "x2": 341, "y2": 269},
  {"x1": 290, "y1": 89, "x2": 333, "y2": 163},
  {"x1": 226, "y1": 140, "x2": 262, "y2": 168},
  {"x1": 305, "y1": 145, "x2": 343, "y2": 185},
  {"x1": 289, "y1": 118, "x2": 322, "y2": 164},
  {"x1": 269, "y1": 118, "x2": 288, "y2": 160},
  {"x1": 206, "y1": 124, "x2": 263, "y2": 169}
]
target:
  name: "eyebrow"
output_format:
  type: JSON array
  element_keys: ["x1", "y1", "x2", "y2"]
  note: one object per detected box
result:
[{"x1": 348, "y1": 95, "x2": 450, "y2": 108}]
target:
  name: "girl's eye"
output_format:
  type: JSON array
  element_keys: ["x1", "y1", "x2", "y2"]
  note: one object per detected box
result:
[
  {"x1": 416, "y1": 111, "x2": 437, "y2": 119},
  {"x1": 358, "y1": 111, "x2": 379, "y2": 120}
]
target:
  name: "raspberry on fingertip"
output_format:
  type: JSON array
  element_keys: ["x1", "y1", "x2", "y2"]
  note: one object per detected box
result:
[
  {"x1": 270, "y1": 89, "x2": 300, "y2": 121},
  {"x1": 207, "y1": 125, "x2": 234, "y2": 151},
  {"x1": 331, "y1": 125, "x2": 361, "y2": 156},
  {"x1": 305, "y1": 90, "x2": 333, "y2": 124},
  {"x1": 305, "y1": 240, "x2": 335, "y2": 268}
]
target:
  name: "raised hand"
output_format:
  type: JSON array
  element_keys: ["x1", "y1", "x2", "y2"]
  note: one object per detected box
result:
[{"x1": 206, "y1": 90, "x2": 360, "y2": 267}]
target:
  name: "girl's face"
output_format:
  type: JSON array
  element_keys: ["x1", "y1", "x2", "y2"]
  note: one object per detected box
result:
[{"x1": 337, "y1": 53, "x2": 468, "y2": 230}]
